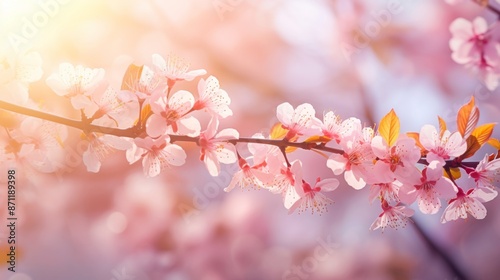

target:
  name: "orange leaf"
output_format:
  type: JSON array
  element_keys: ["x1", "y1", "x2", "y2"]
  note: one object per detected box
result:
[
  {"x1": 378, "y1": 109, "x2": 400, "y2": 147},
  {"x1": 121, "y1": 64, "x2": 144, "y2": 91},
  {"x1": 285, "y1": 146, "x2": 298, "y2": 153},
  {"x1": 285, "y1": 135, "x2": 331, "y2": 154},
  {"x1": 134, "y1": 104, "x2": 152, "y2": 126},
  {"x1": 438, "y1": 116, "x2": 447, "y2": 138},
  {"x1": 460, "y1": 136, "x2": 481, "y2": 160},
  {"x1": 471, "y1": 123, "x2": 495, "y2": 146},
  {"x1": 487, "y1": 138, "x2": 500, "y2": 150},
  {"x1": 456, "y1": 96, "x2": 479, "y2": 138},
  {"x1": 304, "y1": 135, "x2": 332, "y2": 144},
  {"x1": 443, "y1": 167, "x2": 461, "y2": 180},
  {"x1": 270, "y1": 122, "x2": 288, "y2": 140},
  {"x1": 407, "y1": 132, "x2": 427, "y2": 156},
  {"x1": 270, "y1": 123, "x2": 298, "y2": 152},
  {"x1": 459, "y1": 123, "x2": 495, "y2": 159}
]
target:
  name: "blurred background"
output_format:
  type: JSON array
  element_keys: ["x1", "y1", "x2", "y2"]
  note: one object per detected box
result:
[{"x1": 1, "y1": 0, "x2": 500, "y2": 279}]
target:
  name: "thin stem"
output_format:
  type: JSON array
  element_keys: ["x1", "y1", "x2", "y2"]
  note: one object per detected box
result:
[
  {"x1": 0, "y1": 100, "x2": 481, "y2": 168},
  {"x1": 411, "y1": 218, "x2": 469, "y2": 280},
  {"x1": 0, "y1": 100, "x2": 346, "y2": 154},
  {"x1": 0, "y1": 100, "x2": 137, "y2": 137}
]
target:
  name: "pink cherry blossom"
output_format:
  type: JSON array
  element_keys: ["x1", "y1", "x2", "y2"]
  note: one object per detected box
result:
[
  {"x1": 151, "y1": 53, "x2": 207, "y2": 89},
  {"x1": 371, "y1": 135, "x2": 421, "y2": 182},
  {"x1": 120, "y1": 65, "x2": 164, "y2": 103},
  {"x1": 0, "y1": 51, "x2": 43, "y2": 104},
  {"x1": 126, "y1": 135, "x2": 186, "y2": 177},
  {"x1": 223, "y1": 156, "x2": 275, "y2": 192},
  {"x1": 441, "y1": 187, "x2": 498, "y2": 223},
  {"x1": 246, "y1": 133, "x2": 285, "y2": 174},
  {"x1": 76, "y1": 86, "x2": 126, "y2": 121},
  {"x1": 198, "y1": 118, "x2": 239, "y2": 176},
  {"x1": 369, "y1": 179, "x2": 402, "y2": 204},
  {"x1": 193, "y1": 75, "x2": 232, "y2": 119},
  {"x1": 288, "y1": 177, "x2": 339, "y2": 215},
  {"x1": 82, "y1": 133, "x2": 131, "y2": 173},
  {"x1": 147, "y1": 90, "x2": 200, "y2": 138},
  {"x1": 450, "y1": 17, "x2": 490, "y2": 64},
  {"x1": 320, "y1": 113, "x2": 361, "y2": 143},
  {"x1": 262, "y1": 160, "x2": 303, "y2": 209},
  {"x1": 276, "y1": 102, "x2": 320, "y2": 140},
  {"x1": 46, "y1": 63, "x2": 105, "y2": 98},
  {"x1": 449, "y1": 17, "x2": 500, "y2": 90},
  {"x1": 326, "y1": 131, "x2": 375, "y2": 190},
  {"x1": 399, "y1": 163, "x2": 458, "y2": 214},
  {"x1": 419, "y1": 124, "x2": 467, "y2": 166},
  {"x1": 369, "y1": 201, "x2": 414, "y2": 231},
  {"x1": 469, "y1": 153, "x2": 500, "y2": 189},
  {"x1": 3, "y1": 118, "x2": 67, "y2": 173}
]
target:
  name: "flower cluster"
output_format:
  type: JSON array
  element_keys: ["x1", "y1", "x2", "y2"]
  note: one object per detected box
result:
[
  {"x1": 0, "y1": 51, "x2": 499, "y2": 231},
  {"x1": 449, "y1": 15, "x2": 500, "y2": 90},
  {"x1": 230, "y1": 99, "x2": 499, "y2": 230},
  {"x1": 43, "y1": 54, "x2": 236, "y2": 177}
]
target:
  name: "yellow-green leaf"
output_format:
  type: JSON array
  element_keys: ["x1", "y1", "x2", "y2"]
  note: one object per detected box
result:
[
  {"x1": 121, "y1": 64, "x2": 144, "y2": 91},
  {"x1": 456, "y1": 96, "x2": 479, "y2": 138},
  {"x1": 378, "y1": 109, "x2": 400, "y2": 147}
]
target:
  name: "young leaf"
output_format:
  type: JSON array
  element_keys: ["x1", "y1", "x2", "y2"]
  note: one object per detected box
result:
[
  {"x1": 487, "y1": 138, "x2": 500, "y2": 150},
  {"x1": 134, "y1": 104, "x2": 152, "y2": 127},
  {"x1": 407, "y1": 132, "x2": 427, "y2": 156},
  {"x1": 458, "y1": 124, "x2": 494, "y2": 160},
  {"x1": 378, "y1": 109, "x2": 400, "y2": 147},
  {"x1": 438, "y1": 116, "x2": 447, "y2": 138},
  {"x1": 456, "y1": 96, "x2": 479, "y2": 139},
  {"x1": 304, "y1": 135, "x2": 332, "y2": 145},
  {"x1": 471, "y1": 123, "x2": 495, "y2": 146},
  {"x1": 270, "y1": 122, "x2": 298, "y2": 152},
  {"x1": 270, "y1": 122, "x2": 288, "y2": 140},
  {"x1": 121, "y1": 64, "x2": 144, "y2": 91},
  {"x1": 443, "y1": 167, "x2": 461, "y2": 180}
]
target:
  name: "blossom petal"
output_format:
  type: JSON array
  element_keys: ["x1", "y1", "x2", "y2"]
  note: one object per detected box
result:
[
  {"x1": 146, "y1": 114, "x2": 168, "y2": 138},
  {"x1": 316, "y1": 178, "x2": 339, "y2": 192},
  {"x1": 276, "y1": 102, "x2": 294, "y2": 126},
  {"x1": 204, "y1": 152, "x2": 220, "y2": 176},
  {"x1": 326, "y1": 154, "x2": 348, "y2": 175}
]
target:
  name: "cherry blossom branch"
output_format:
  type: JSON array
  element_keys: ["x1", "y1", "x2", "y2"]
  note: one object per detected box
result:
[
  {"x1": 0, "y1": 100, "x2": 345, "y2": 153},
  {"x1": 416, "y1": 158, "x2": 479, "y2": 169},
  {"x1": 0, "y1": 100, "x2": 484, "y2": 169},
  {"x1": 0, "y1": 100, "x2": 139, "y2": 137}
]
